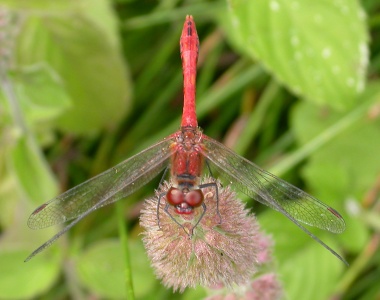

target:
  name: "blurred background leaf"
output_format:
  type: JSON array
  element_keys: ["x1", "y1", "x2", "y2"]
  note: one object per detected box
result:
[
  {"x1": 76, "y1": 239, "x2": 156, "y2": 299},
  {"x1": 224, "y1": 0, "x2": 368, "y2": 109},
  {"x1": 15, "y1": 2, "x2": 131, "y2": 134}
]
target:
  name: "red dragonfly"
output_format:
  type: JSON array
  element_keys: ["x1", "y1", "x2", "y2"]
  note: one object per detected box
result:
[{"x1": 26, "y1": 15, "x2": 347, "y2": 264}]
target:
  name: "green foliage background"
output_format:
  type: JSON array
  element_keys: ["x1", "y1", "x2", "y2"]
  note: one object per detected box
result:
[{"x1": 0, "y1": 0, "x2": 379, "y2": 299}]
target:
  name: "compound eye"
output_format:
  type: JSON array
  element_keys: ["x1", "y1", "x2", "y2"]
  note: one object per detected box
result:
[
  {"x1": 167, "y1": 187, "x2": 184, "y2": 205},
  {"x1": 185, "y1": 189, "x2": 204, "y2": 207}
]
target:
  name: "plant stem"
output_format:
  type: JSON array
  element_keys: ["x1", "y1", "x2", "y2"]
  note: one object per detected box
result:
[
  {"x1": 233, "y1": 79, "x2": 280, "y2": 155},
  {"x1": 269, "y1": 94, "x2": 374, "y2": 177},
  {"x1": 116, "y1": 201, "x2": 135, "y2": 300}
]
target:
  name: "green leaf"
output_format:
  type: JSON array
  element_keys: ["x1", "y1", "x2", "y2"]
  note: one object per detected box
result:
[
  {"x1": 13, "y1": 64, "x2": 71, "y2": 122},
  {"x1": 80, "y1": 0, "x2": 121, "y2": 48},
  {"x1": 10, "y1": 135, "x2": 57, "y2": 203},
  {"x1": 182, "y1": 287, "x2": 208, "y2": 300},
  {"x1": 0, "y1": 157, "x2": 19, "y2": 228},
  {"x1": 0, "y1": 249, "x2": 60, "y2": 299},
  {"x1": 292, "y1": 83, "x2": 380, "y2": 200},
  {"x1": 290, "y1": 83, "x2": 380, "y2": 252},
  {"x1": 76, "y1": 239, "x2": 156, "y2": 299},
  {"x1": 0, "y1": 0, "x2": 73, "y2": 10},
  {"x1": 15, "y1": 1, "x2": 131, "y2": 134},
  {"x1": 225, "y1": 0, "x2": 368, "y2": 109},
  {"x1": 258, "y1": 209, "x2": 320, "y2": 261},
  {"x1": 258, "y1": 210, "x2": 344, "y2": 299},
  {"x1": 278, "y1": 239, "x2": 344, "y2": 300}
]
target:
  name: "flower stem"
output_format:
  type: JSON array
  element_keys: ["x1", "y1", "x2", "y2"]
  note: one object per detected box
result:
[
  {"x1": 116, "y1": 201, "x2": 135, "y2": 300},
  {"x1": 269, "y1": 94, "x2": 374, "y2": 177}
]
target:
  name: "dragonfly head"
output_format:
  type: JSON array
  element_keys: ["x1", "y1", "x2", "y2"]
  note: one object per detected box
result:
[{"x1": 167, "y1": 186, "x2": 204, "y2": 214}]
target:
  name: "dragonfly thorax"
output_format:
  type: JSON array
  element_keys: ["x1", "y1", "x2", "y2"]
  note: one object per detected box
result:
[
  {"x1": 171, "y1": 128, "x2": 204, "y2": 178},
  {"x1": 169, "y1": 127, "x2": 205, "y2": 215}
]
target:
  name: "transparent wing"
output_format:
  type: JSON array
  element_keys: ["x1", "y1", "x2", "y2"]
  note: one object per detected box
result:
[
  {"x1": 201, "y1": 135, "x2": 345, "y2": 234},
  {"x1": 28, "y1": 137, "x2": 175, "y2": 229}
]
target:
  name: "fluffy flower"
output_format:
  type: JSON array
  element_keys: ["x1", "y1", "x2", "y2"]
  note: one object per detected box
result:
[
  {"x1": 140, "y1": 178, "x2": 261, "y2": 292},
  {"x1": 247, "y1": 273, "x2": 282, "y2": 300}
]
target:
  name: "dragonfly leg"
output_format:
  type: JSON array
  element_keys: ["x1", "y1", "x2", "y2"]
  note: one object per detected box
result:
[
  {"x1": 199, "y1": 181, "x2": 222, "y2": 224},
  {"x1": 158, "y1": 166, "x2": 170, "y2": 186},
  {"x1": 190, "y1": 202, "x2": 207, "y2": 235},
  {"x1": 203, "y1": 162, "x2": 222, "y2": 223},
  {"x1": 157, "y1": 191, "x2": 166, "y2": 229},
  {"x1": 163, "y1": 203, "x2": 191, "y2": 236},
  {"x1": 157, "y1": 167, "x2": 172, "y2": 229}
]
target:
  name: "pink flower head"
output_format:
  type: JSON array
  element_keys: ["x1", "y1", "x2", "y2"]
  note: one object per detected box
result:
[
  {"x1": 140, "y1": 178, "x2": 261, "y2": 292},
  {"x1": 247, "y1": 273, "x2": 282, "y2": 300}
]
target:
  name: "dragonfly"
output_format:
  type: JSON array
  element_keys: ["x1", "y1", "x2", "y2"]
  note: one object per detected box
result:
[{"x1": 26, "y1": 15, "x2": 347, "y2": 264}]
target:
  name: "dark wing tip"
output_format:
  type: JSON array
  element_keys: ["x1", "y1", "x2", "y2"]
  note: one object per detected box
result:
[{"x1": 326, "y1": 206, "x2": 346, "y2": 234}]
